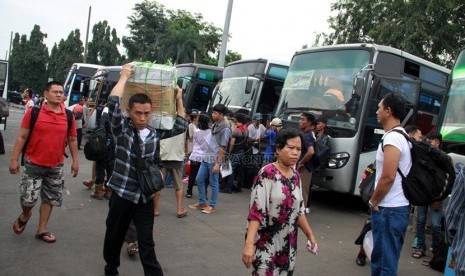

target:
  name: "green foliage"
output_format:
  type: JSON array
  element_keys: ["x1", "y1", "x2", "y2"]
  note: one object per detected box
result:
[
  {"x1": 123, "y1": 0, "x2": 225, "y2": 65},
  {"x1": 8, "y1": 25, "x2": 49, "y2": 94},
  {"x1": 47, "y1": 29, "x2": 84, "y2": 84},
  {"x1": 316, "y1": 0, "x2": 465, "y2": 67},
  {"x1": 87, "y1": 21, "x2": 122, "y2": 65}
]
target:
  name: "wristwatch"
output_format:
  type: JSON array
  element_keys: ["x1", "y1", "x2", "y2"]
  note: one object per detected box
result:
[{"x1": 368, "y1": 200, "x2": 377, "y2": 211}]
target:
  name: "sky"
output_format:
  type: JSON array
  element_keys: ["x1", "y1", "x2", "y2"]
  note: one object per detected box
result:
[{"x1": 0, "y1": 0, "x2": 334, "y2": 63}]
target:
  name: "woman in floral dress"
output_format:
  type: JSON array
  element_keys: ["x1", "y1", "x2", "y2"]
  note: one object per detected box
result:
[{"x1": 242, "y1": 128, "x2": 318, "y2": 275}]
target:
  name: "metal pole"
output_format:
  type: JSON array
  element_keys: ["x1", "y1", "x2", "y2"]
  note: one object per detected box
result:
[
  {"x1": 218, "y1": 0, "x2": 233, "y2": 67},
  {"x1": 8, "y1": 31, "x2": 13, "y2": 60},
  {"x1": 83, "y1": 6, "x2": 91, "y2": 63}
]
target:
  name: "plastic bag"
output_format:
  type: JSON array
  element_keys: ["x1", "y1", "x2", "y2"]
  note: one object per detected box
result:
[{"x1": 363, "y1": 230, "x2": 373, "y2": 261}]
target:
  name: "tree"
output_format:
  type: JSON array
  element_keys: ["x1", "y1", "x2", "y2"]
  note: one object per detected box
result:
[
  {"x1": 47, "y1": 29, "x2": 84, "y2": 83},
  {"x1": 316, "y1": 0, "x2": 465, "y2": 67},
  {"x1": 123, "y1": 0, "x2": 169, "y2": 62},
  {"x1": 8, "y1": 25, "x2": 48, "y2": 94},
  {"x1": 123, "y1": 1, "x2": 229, "y2": 65},
  {"x1": 87, "y1": 21, "x2": 122, "y2": 65}
]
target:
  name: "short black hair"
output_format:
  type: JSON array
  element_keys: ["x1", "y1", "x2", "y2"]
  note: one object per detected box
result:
[
  {"x1": 197, "y1": 114, "x2": 211, "y2": 130},
  {"x1": 381, "y1": 93, "x2": 406, "y2": 120},
  {"x1": 301, "y1": 112, "x2": 316, "y2": 125},
  {"x1": 128, "y1": 93, "x2": 152, "y2": 109},
  {"x1": 404, "y1": 125, "x2": 420, "y2": 136},
  {"x1": 234, "y1": 113, "x2": 247, "y2": 124},
  {"x1": 275, "y1": 128, "x2": 302, "y2": 151},
  {"x1": 212, "y1": 103, "x2": 228, "y2": 115},
  {"x1": 425, "y1": 131, "x2": 442, "y2": 143},
  {"x1": 45, "y1": 81, "x2": 63, "y2": 91},
  {"x1": 24, "y1": 88, "x2": 33, "y2": 98}
]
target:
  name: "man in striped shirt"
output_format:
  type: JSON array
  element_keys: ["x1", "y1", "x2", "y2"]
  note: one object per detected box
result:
[
  {"x1": 445, "y1": 167, "x2": 465, "y2": 275},
  {"x1": 102, "y1": 64, "x2": 187, "y2": 276}
]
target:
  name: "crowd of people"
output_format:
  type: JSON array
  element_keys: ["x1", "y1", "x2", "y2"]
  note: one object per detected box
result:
[{"x1": 5, "y1": 65, "x2": 465, "y2": 276}]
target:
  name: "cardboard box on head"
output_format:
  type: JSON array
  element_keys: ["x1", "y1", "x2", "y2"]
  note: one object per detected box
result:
[{"x1": 121, "y1": 62, "x2": 177, "y2": 130}]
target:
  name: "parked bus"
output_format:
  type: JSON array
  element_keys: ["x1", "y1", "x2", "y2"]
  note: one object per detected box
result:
[
  {"x1": 176, "y1": 63, "x2": 223, "y2": 113},
  {"x1": 85, "y1": 66, "x2": 121, "y2": 129},
  {"x1": 274, "y1": 44, "x2": 450, "y2": 194},
  {"x1": 0, "y1": 59, "x2": 8, "y2": 130},
  {"x1": 209, "y1": 58, "x2": 289, "y2": 120},
  {"x1": 438, "y1": 48, "x2": 465, "y2": 171},
  {"x1": 0, "y1": 59, "x2": 8, "y2": 99},
  {"x1": 63, "y1": 63, "x2": 104, "y2": 107}
]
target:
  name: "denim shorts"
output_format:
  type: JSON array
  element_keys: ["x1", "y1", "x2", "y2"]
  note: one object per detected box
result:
[{"x1": 19, "y1": 159, "x2": 65, "y2": 207}]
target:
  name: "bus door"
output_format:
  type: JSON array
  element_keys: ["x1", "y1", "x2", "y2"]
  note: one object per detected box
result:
[
  {"x1": 185, "y1": 80, "x2": 216, "y2": 113},
  {"x1": 355, "y1": 76, "x2": 420, "y2": 192}
]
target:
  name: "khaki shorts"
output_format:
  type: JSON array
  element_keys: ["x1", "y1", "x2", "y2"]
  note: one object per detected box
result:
[
  {"x1": 19, "y1": 159, "x2": 65, "y2": 207},
  {"x1": 161, "y1": 167, "x2": 183, "y2": 190}
]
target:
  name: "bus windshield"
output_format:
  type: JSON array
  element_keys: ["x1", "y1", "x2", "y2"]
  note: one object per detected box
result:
[
  {"x1": 211, "y1": 76, "x2": 260, "y2": 113},
  {"x1": 210, "y1": 61, "x2": 265, "y2": 113},
  {"x1": 276, "y1": 49, "x2": 371, "y2": 130},
  {"x1": 440, "y1": 79, "x2": 465, "y2": 143}
]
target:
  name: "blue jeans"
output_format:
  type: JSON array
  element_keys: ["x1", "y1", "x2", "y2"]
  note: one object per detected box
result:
[
  {"x1": 196, "y1": 162, "x2": 219, "y2": 207},
  {"x1": 371, "y1": 205, "x2": 410, "y2": 276},
  {"x1": 416, "y1": 204, "x2": 443, "y2": 254}
]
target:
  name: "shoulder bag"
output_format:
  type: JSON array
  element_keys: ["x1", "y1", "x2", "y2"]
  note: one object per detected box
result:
[{"x1": 133, "y1": 128, "x2": 164, "y2": 195}]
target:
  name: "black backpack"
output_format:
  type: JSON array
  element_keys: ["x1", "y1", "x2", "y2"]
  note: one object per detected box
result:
[
  {"x1": 391, "y1": 129, "x2": 456, "y2": 206},
  {"x1": 84, "y1": 126, "x2": 108, "y2": 161}
]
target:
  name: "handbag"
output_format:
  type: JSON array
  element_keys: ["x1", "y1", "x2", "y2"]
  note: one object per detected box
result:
[
  {"x1": 359, "y1": 162, "x2": 376, "y2": 206},
  {"x1": 133, "y1": 128, "x2": 164, "y2": 195},
  {"x1": 220, "y1": 160, "x2": 233, "y2": 178}
]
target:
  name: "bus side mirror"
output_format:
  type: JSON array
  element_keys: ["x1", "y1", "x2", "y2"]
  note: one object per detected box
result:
[
  {"x1": 353, "y1": 77, "x2": 365, "y2": 97},
  {"x1": 245, "y1": 77, "x2": 253, "y2": 94}
]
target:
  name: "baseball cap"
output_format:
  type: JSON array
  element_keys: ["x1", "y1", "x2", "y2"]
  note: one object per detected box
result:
[
  {"x1": 252, "y1": 113, "x2": 263, "y2": 121},
  {"x1": 270, "y1": 118, "x2": 282, "y2": 127}
]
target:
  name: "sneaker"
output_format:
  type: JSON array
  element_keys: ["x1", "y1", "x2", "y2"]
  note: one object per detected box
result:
[
  {"x1": 411, "y1": 237, "x2": 418, "y2": 248},
  {"x1": 202, "y1": 206, "x2": 215, "y2": 214},
  {"x1": 189, "y1": 203, "x2": 209, "y2": 210}
]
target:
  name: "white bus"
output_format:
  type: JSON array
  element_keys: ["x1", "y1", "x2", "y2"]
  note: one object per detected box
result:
[
  {"x1": 0, "y1": 60, "x2": 8, "y2": 99},
  {"x1": 63, "y1": 63, "x2": 104, "y2": 107},
  {"x1": 438, "y1": 48, "x2": 465, "y2": 171},
  {"x1": 275, "y1": 44, "x2": 450, "y2": 195},
  {"x1": 209, "y1": 58, "x2": 289, "y2": 120}
]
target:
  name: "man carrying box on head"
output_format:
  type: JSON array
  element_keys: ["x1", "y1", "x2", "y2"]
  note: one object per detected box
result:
[{"x1": 102, "y1": 63, "x2": 187, "y2": 276}]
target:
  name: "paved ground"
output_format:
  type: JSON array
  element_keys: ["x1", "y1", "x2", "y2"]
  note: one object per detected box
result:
[{"x1": 0, "y1": 106, "x2": 441, "y2": 275}]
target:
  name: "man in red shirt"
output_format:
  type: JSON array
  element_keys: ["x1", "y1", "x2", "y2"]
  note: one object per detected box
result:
[{"x1": 9, "y1": 81, "x2": 79, "y2": 243}]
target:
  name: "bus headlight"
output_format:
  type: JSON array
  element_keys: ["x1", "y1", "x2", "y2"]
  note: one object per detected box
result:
[{"x1": 327, "y1": 152, "x2": 350, "y2": 169}]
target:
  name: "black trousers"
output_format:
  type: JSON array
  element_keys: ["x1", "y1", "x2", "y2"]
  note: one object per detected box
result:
[
  {"x1": 77, "y1": 128, "x2": 83, "y2": 148},
  {"x1": 103, "y1": 193, "x2": 163, "y2": 276},
  {"x1": 186, "y1": 161, "x2": 201, "y2": 195}
]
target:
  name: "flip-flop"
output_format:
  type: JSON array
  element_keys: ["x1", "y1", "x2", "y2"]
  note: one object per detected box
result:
[
  {"x1": 35, "y1": 232, "x2": 56, "y2": 243},
  {"x1": 12, "y1": 215, "x2": 29, "y2": 235},
  {"x1": 176, "y1": 210, "x2": 188, "y2": 218},
  {"x1": 127, "y1": 242, "x2": 139, "y2": 257},
  {"x1": 411, "y1": 250, "x2": 426, "y2": 259}
]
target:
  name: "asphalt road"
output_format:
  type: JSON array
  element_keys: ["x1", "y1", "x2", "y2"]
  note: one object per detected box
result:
[{"x1": 0, "y1": 106, "x2": 441, "y2": 276}]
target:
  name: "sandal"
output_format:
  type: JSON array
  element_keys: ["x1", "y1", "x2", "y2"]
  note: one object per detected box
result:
[
  {"x1": 355, "y1": 253, "x2": 366, "y2": 266},
  {"x1": 12, "y1": 214, "x2": 30, "y2": 234},
  {"x1": 82, "y1": 180, "x2": 94, "y2": 189},
  {"x1": 35, "y1": 232, "x2": 56, "y2": 243},
  {"x1": 127, "y1": 242, "x2": 139, "y2": 256},
  {"x1": 411, "y1": 250, "x2": 426, "y2": 259}
]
